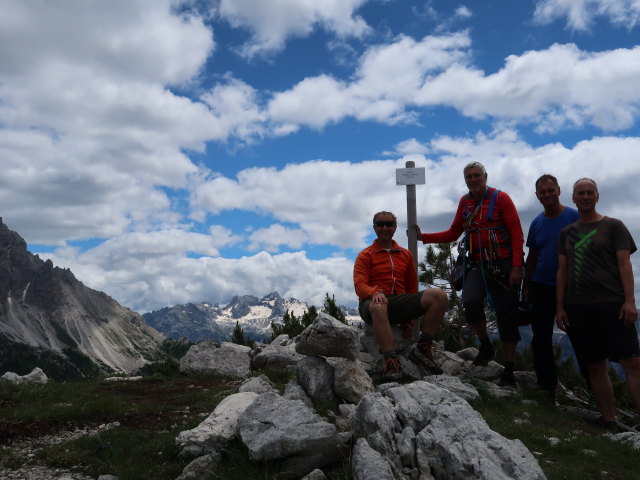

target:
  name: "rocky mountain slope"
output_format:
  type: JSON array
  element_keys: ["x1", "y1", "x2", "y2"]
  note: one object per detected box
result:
[{"x1": 0, "y1": 219, "x2": 164, "y2": 378}]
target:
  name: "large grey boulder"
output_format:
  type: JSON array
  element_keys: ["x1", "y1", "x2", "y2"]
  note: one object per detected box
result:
[
  {"x1": 327, "y1": 357, "x2": 374, "y2": 404},
  {"x1": 296, "y1": 356, "x2": 337, "y2": 407},
  {"x1": 296, "y1": 312, "x2": 360, "y2": 360},
  {"x1": 179, "y1": 341, "x2": 252, "y2": 378},
  {"x1": 0, "y1": 367, "x2": 48, "y2": 384},
  {"x1": 251, "y1": 334, "x2": 304, "y2": 370},
  {"x1": 239, "y1": 374, "x2": 277, "y2": 394},
  {"x1": 423, "y1": 374, "x2": 480, "y2": 402},
  {"x1": 175, "y1": 453, "x2": 221, "y2": 480},
  {"x1": 237, "y1": 392, "x2": 349, "y2": 478},
  {"x1": 354, "y1": 381, "x2": 546, "y2": 480},
  {"x1": 176, "y1": 392, "x2": 259, "y2": 458},
  {"x1": 352, "y1": 438, "x2": 395, "y2": 480}
]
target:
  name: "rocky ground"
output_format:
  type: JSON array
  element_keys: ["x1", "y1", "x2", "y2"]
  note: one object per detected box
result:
[{"x1": 0, "y1": 424, "x2": 112, "y2": 480}]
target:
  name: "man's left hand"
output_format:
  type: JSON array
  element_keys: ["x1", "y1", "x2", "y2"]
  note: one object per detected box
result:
[
  {"x1": 508, "y1": 266, "x2": 523, "y2": 287},
  {"x1": 619, "y1": 301, "x2": 638, "y2": 326}
]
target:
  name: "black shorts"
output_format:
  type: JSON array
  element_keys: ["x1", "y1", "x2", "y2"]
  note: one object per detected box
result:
[
  {"x1": 359, "y1": 292, "x2": 423, "y2": 324},
  {"x1": 565, "y1": 302, "x2": 640, "y2": 364}
]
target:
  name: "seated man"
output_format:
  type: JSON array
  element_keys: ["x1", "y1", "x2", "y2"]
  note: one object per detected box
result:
[{"x1": 354, "y1": 211, "x2": 448, "y2": 378}]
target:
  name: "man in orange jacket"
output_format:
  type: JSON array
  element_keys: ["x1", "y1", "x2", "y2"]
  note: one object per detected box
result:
[{"x1": 354, "y1": 211, "x2": 447, "y2": 379}]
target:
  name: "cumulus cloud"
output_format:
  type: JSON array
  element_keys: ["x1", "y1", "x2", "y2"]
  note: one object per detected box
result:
[
  {"x1": 267, "y1": 36, "x2": 640, "y2": 133},
  {"x1": 41, "y1": 131, "x2": 640, "y2": 313},
  {"x1": 248, "y1": 224, "x2": 309, "y2": 252},
  {"x1": 48, "y1": 246, "x2": 355, "y2": 314},
  {"x1": 191, "y1": 158, "x2": 413, "y2": 250},
  {"x1": 417, "y1": 43, "x2": 640, "y2": 131},
  {"x1": 534, "y1": 0, "x2": 640, "y2": 31},
  {"x1": 0, "y1": 0, "x2": 217, "y2": 243},
  {"x1": 217, "y1": 0, "x2": 371, "y2": 58}
]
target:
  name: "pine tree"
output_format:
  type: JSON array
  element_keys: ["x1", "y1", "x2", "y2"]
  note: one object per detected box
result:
[
  {"x1": 231, "y1": 321, "x2": 246, "y2": 345},
  {"x1": 270, "y1": 309, "x2": 303, "y2": 340},
  {"x1": 300, "y1": 305, "x2": 318, "y2": 328},
  {"x1": 418, "y1": 242, "x2": 475, "y2": 350},
  {"x1": 322, "y1": 293, "x2": 346, "y2": 324}
]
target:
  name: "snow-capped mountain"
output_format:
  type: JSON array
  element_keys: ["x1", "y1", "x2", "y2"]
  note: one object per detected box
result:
[
  {"x1": 143, "y1": 292, "x2": 311, "y2": 342},
  {"x1": 144, "y1": 292, "x2": 362, "y2": 342}
]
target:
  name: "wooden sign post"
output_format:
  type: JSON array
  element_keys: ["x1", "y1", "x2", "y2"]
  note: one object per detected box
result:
[{"x1": 396, "y1": 160, "x2": 426, "y2": 274}]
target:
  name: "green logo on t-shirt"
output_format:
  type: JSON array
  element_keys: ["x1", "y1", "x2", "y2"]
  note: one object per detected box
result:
[{"x1": 573, "y1": 229, "x2": 597, "y2": 294}]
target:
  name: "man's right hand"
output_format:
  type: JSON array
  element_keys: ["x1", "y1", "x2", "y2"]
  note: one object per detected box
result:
[
  {"x1": 372, "y1": 292, "x2": 388, "y2": 305},
  {"x1": 413, "y1": 224, "x2": 422, "y2": 237},
  {"x1": 556, "y1": 309, "x2": 569, "y2": 331}
]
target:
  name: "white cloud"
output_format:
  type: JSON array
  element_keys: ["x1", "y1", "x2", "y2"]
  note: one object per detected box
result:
[
  {"x1": 40, "y1": 131, "x2": 640, "y2": 313},
  {"x1": 217, "y1": 0, "x2": 371, "y2": 58},
  {"x1": 268, "y1": 36, "x2": 640, "y2": 134},
  {"x1": 191, "y1": 158, "x2": 413, "y2": 250},
  {"x1": 248, "y1": 224, "x2": 309, "y2": 252},
  {"x1": 534, "y1": 0, "x2": 640, "y2": 31},
  {"x1": 0, "y1": 0, "x2": 219, "y2": 243},
  {"x1": 47, "y1": 246, "x2": 355, "y2": 314},
  {"x1": 268, "y1": 33, "x2": 471, "y2": 127},
  {"x1": 417, "y1": 43, "x2": 640, "y2": 131}
]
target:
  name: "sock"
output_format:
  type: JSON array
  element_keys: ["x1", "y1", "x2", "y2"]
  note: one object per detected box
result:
[
  {"x1": 419, "y1": 332, "x2": 434, "y2": 344},
  {"x1": 504, "y1": 361, "x2": 514, "y2": 374},
  {"x1": 382, "y1": 349, "x2": 396, "y2": 359}
]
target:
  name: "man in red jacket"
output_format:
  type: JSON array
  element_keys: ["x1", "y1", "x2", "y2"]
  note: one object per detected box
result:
[
  {"x1": 354, "y1": 211, "x2": 447, "y2": 379},
  {"x1": 416, "y1": 162, "x2": 525, "y2": 387}
]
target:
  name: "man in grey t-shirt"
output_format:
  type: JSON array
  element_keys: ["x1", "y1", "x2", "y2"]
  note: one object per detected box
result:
[{"x1": 556, "y1": 178, "x2": 640, "y2": 428}]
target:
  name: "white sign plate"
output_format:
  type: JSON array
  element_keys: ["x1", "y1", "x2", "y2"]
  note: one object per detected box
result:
[{"x1": 396, "y1": 167, "x2": 426, "y2": 185}]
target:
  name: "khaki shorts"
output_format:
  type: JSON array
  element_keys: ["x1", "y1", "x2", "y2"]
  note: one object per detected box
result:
[{"x1": 359, "y1": 292, "x2": 423, "y2": 324}]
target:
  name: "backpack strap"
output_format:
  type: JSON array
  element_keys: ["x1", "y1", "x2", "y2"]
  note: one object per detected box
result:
[{"x1": 487, "y1": 189, "x2": 500, "y2": 221}]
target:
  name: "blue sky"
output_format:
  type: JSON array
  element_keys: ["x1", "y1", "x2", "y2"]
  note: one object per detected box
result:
[{"x1": 1, "y1": 0, "x2": 640, "y2": 313}]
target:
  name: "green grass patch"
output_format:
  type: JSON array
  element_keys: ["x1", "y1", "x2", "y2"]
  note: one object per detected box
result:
[
  {"x1": 474, "y1": 388, "x2": 640, "y2": 480},
  {"x1": 0, "y1": 375, "x2": 240, "y2": 479}
]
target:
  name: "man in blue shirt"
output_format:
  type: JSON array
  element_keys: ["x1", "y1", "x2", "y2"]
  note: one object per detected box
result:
[{"x1": 524, "y1": 174, "x2": 579, "y2": 393}]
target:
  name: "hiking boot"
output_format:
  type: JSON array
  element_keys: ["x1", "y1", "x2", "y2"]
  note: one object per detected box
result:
[
  {"x1": 498, "y1": 369, "x2": 516, "y2": 388},
  {"x1": 409, "y1": 341, "x2": 444, "y2": 375},
  {"x1": 380, "y1": 355, "x2": 402, "y2": 381},
  {"x1": 583, "y1": 415, "x2": 623, "y2": 433},
  {"x1": 472, "y1": 343, "x2": 495, "y2": 366}
]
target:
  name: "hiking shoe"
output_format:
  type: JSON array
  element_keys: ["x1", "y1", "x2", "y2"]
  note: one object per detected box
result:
[
  {"x1": 409, "y1": 341, "x2": 444, "y2": 375},
  {"x1": 380, "y1": 356, "x2": 402, "y2": 381},
  {"x1": 472, "y1": 343, "x2": 495, "y2": 366},
  {"x1": 498, "y1": 369, "x2": 516, "y2": 388},
  {"x1": 583, "y1": 415, "x2": 623, "y2": 433}
]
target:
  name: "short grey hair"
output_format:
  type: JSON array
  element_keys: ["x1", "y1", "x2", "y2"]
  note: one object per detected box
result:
[
  {"x1": 463, "y1": 161, "x2": 486, "y2": 176},
  {"x1": 372, "y1": 211, "x2": 397, "y2": 224},
  {"x1": 573, "y1": 177, "x2": 598, "y2": 193}
]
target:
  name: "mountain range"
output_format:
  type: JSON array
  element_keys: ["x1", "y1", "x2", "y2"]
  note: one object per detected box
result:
[{"x1": 142, "y1": 292, "x2": 361, "y2": 342}]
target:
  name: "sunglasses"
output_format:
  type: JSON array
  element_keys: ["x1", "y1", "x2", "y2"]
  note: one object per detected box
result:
[{"x1": 374, "y1": 221, "x2": 397, "y2": 227}]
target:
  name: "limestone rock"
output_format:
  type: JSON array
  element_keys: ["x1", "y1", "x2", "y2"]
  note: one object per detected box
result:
[
  {"x1": 283, "y1": 380, "x2": 314, "y2": 409},
  {"x1": 175, "y1": 453, "x2": 221, "y2": 480},
  {"x1": 296, "y1": 356, "x2": 337, "y2": 406},
  {"x1": 237, "y1": 392, "x2": 348, "y2": 478},
  {"x1": 296, "y1": 312, "x2": 360, "y2": 360},
  {"x1": 251, "y1": 335, "x2": 304, "y2": 370},
  {"x1": 354, "y1": 381, "x2": 546, "y2": 480},
  {"x1": 179, "y1": 341, "x2": 252, "y2": 378},
  {"x1": 176, "y1": 392, "x2": 259, "y2": 457},
  {"x1": 327, "y1": 357, "x2": 374, "y2": 404},
  {"x1": 1, "y1": 367, "x2": 48, "y2": 384},
  {"x1": 239, "y1": 374, "x2": 277, "y2": 394},
  {"x1": 352, "y1": 438, "x2": 394, "y2": 480},
  {"x1": 424, "y1": 374, "x2": 480, "y2": 402},
  {"x1": 300, "y1": 469, "x2": 327, "y2": 480}
]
